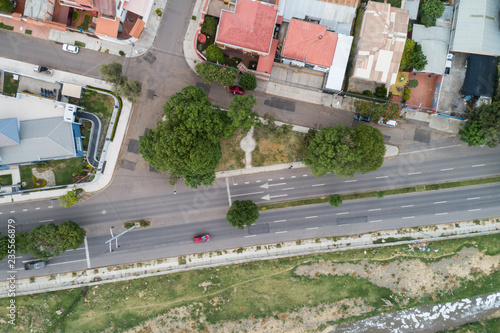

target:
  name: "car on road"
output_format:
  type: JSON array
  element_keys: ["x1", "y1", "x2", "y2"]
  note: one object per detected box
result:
[
  {"x1": 227, "y1": 86, "x2": 245, "y2": 95},
  {"x1": 194, "y1": 234, "x2": 210, "y2": 243},
  {"x1": 24, "y1": 260, "x2": 48, "y2": 270},
  {"x1": 62, "y1": 44, "x2": 80, "y2": 54},
  {"x1": 354, "y1": 113, "x2": 371, "y2": 122}
]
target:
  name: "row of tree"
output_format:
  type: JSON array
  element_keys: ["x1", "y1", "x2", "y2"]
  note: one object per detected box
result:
[
  {"x1": 0, "y1": 221, "x2": 86, "y2": 261},
  {"x1": 460, "y1": 102, "x2": 500, "y2": 148}
]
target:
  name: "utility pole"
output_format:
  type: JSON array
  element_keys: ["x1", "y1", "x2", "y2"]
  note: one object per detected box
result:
[{"x1": 105, "y1": 224, "x2": 139, "y2": 253}]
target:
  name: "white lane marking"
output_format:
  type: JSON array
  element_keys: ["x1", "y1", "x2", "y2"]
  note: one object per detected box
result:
[
  {"x1": 408, "y1": 172, "x2": 421, "y2": 175},
  {"x1": 84, "y1": 236, "x2": 91, "y2": 268},
  {"x1": 0, "y1": 212, "x2": 2, "y2": 214},
  {"x1": 35, "y1": 207, "x2": 40, "y2": 210},
  {"x1": 274, "y1": 220, "x2": 287, "y2": 223},
  {"x1": 399, "y1": 144, "x2": 462, "y2": 155},
  {"x1": 345, "y1": 180, "x2": 357, "y2": 183},
  {"x1": 337, "y1": 224, "x2": 350, "y2": 226},
  {"x1": 376, "y1": 176, "x2": 388, "y2": 179},
  {"x1": 48, "y1": 206, "x2": 53, "y2": 208},
  {"x1": 256, "y1": 180, "x2": 261, "y2": 183},
  {"x1": 467, "y1": 197, "x2": 481, "y2": 200},
  {"x1": 22, "y1": 209, "x2": 28, "y2": 212},
  {"x1": 440, "y1": 168, "x2": 454, "y2": 171},
  {"x1": 369, "y1": 208, "x2": 381, "y2": 211},
  {"x1": 268, "y1": 179, "x2": 273, "y2": 181},
  {"x1": 245, "y1": 235, "x2": 256, "y2": 238},
  {"x1": 275, "y1": 231, "x2": 288, "y2": 234},
  {"x1": 435, "y1": 212, "x2": 448, "y2": 216},
  {"x1": 282, "y1": 187, "x2": 294, "y2": 191},
  {"x1": 336, "y1": 212, "x2": 349, "y2": 215},
  {"x1": 369, "y1": 220, "x2": 383, "y2": 223},
  {"x1": 39, "y1": 219, "x2": 54, "y2": 223},
  {"x1": 291, "y1": 176, "x2": 296, "y2": 179},
  {"x1": 280, "y1": 177, "x2": 284, "y2": 180},
  {"x1": 261, "y1": 194, "x2": 288, "y2": 201},
  {"x1": 401, "y1": 205, "x2": 414, "y2": 208},
  {"x1": 472, "y1": 164, "x2": 485, "y2": 168},
  {"x1": 303, "y1": 174, "x2": 307, "y2": 177},
  {"x1": 434, "y1": 201, "x2": 447, "y2": 204},
  {"x1": 312, "y1": 184, "x2": 325, "y2": 187},
  {"x1": 232, "y1": 191, "x2": 265, "y2": 198},
  {"x1": 47, "y1": 259, "x2": 87, "y2": 267},
  {"x1": 226, "y1": 178, "x2": 232, "y2": 206},
  {"x1": 10, "y1": 211, "x2": 15, "y2": 213},
  {"x1": 244, "y1": 182, "x2": 249, "y2": 184},
  {"x1": 233, "y1": 183, "x2": 238, "y2": 186},
  {"x1": 260, "y1": 182, "x2": 286, "y2": 189},
  {"x1": 402, "y1": 216, "x2": 415, "y2": 219},
  {"x1": 306, "y1": 227, "x2": 319, "y2": 230},
  {"x1": 305, "y1": 216, "x2": 317, "y2": 219},
  {"x1": 468, "y1": 209, "x2": 481, "y2": 212}
]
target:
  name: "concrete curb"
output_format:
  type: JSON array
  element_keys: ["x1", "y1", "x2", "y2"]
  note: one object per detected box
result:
[{"x1": 2, "y1": 217, "x2": 498, "y2": 297}]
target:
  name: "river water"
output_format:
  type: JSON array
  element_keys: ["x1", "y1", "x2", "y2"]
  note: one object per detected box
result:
[{"x1": 331, "y1": 292, "x2": 500, "y2": 333}]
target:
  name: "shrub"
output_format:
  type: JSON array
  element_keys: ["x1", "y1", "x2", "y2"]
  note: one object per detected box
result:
[
  {"x1": 404, "y1": 89, "x2": 411, "y2": 95},
  {"x1": 376, "y1": 191, "x2": 385, "y2": 199},
  {"x1": 192, "y1": 15, "x2": 197, "y2": 20},
  {"x1": 201, "y1": 16, "x2": 218, "y2": 36},
  {"x1": 362, "y1": 90, "x2": 373, "y2": 96},
  {"x1": 328, "y1": 194, "x2": 343, "y2": 207},
  {"x1": 239, "y1": 73, "x2": 257, "y2": 90},
  {"x1": 206, "y1": 44, "x2": 224, "y2": 64},
  {"x1": 195, "y1": 62, "x2": 237, "y2": 86},
  {"x1": 119, "y1": 50, "x2": 125, "y2": 57},
  {"x1": 406, "y1": 79, "x2": 419, "y2": 89},
  {"x1": 403, "y1": 94, "x2": 411, "y2": 101},
  {"x1": 155, "y1": 8, "x2": 162, "y2": 17},
  {"x1": 374, "y1": 86, "x2": 387, "y2": 98}
]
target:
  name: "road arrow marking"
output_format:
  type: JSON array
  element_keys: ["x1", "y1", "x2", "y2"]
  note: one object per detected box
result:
[
  {"x1": 260, "y1": 182, "x2": 286, "y2": 189},
  {"x1": 261, "y1": 194, "x2": 288, "y2": 201},
  {"x1": 231, "y1": 191, "x2": 264, "y2": 198}
]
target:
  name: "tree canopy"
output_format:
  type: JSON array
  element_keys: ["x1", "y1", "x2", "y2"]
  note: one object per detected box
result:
[
  {"x1": 239, "y1": 73, "x2": 257, "y2": 91},
  {"x1": 59, "y1": 188, "x2": 85, "y2": 208},
  {"x1": 195, "y1": 62, "x2": 237, "y2": 87},
  {"x1": 118, "y1": 78, "x2": 142, "y2": 103},
  {"x1": 0, "y1": 0, "x2": 13, "y2": 13},
  {"x1": 100, "y1": 62, "x2": 142, "y2": 102},
  {"x1": 460, "y1": 102, "x2": 500, "y2": 147},
  {"x1": 139, "y1": 85, "x2": 232, "y2": 188},
  {"x1": 354, "y1": 100, "x2": 401, "y2": 122},
  {"x1": 206, "y1": 45, "x2": 225, "y2": 64},
  {"x1": 304, "y1": 124, "x2": 386, "y2": 178},
  {"x1": 201, "y1": 16, "x2": 218, "y2": 36},
  {"x1": 226, "y1": 200, "x2": 259, "y2": 229},
  {"x1": 227, "y1": 95, "x2": 261, "y2": 134},
  {"x1": 420, "y1": 0, "x2": 445, "y2": 27},
  {"x1": 400, "y1": 40, "x2": 427, "y2": 71}
]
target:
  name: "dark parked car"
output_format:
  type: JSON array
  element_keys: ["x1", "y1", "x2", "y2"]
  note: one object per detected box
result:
[
  {"x1": 194, "y1": 234, "x2": 210, "y2": 243},
  {"x1": 354, "y1": 113, "x2": 371, "y2": 122},
  {"x1": 227, "y1": 86, "x2": 245, "y2": 95},
  {"x1": 24, "y1": 260, "x2": 47, "y2": 270}
]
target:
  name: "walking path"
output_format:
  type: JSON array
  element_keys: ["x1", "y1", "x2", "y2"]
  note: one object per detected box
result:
[
  {"x1": 240, "y1": 127, "x2": 256, "y2": 169},
  {"x1": 1, "y1": 217, "x2": 497, "y2": 297}
]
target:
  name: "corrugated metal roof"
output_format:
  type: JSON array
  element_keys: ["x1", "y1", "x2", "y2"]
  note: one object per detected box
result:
[
  {"x1": 0, "y1": 118, "x2": 20, "y2": 148},
  {"x1": 325, "y1": 33, "x2": 353, "y2": 91},
  {"x1": 404, "y1": 0, "x2": 420, "y2": 20},
  {"x1": 451, "y1": 0, "x2": 500, "y2": 56},
  {"x1": 412, "y1": 24, "x2": 451, "y2": 74}
]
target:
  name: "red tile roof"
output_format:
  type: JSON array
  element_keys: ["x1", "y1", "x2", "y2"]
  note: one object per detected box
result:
[
  {"x1": 95, "y1": 14, "x2": 120, "y2": 38},
  {"x1": 130, "y1": 19, "x2": 145, "y2": 39},
  {"x1": 256, "y1": 39, "x2": 279, "y2": 74},
  {"x1": 94, "y1": 0, "x2": 116, "y2": 17},
  {"x1": 216, "y1": 0, "x2": 278, "y2": 55},
  {"x1": 281, "y1": 19, "x2": 338, "y2": 68}
]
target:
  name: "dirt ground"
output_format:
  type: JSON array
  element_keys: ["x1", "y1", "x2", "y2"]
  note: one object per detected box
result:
[{"x1": 126, "y1": 247, "x2": 499, "y2": 333}]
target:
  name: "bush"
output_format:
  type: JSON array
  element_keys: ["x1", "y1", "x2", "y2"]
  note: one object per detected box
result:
[
  {"x1": 119, "y1": 50, "x2": 125, "y2": 57},
  {"x1": 195, "y1": 62, "x2": 237, "y2": 87},
  {"x1": 406, "y1": 79, "x2": 419, "y2": 89},
  {"x1": 155, "y1": 8, "x2": 162, "y2": 17},
  {"x1": 362, "y1": 90, "x2": 373, "y2": 96},
  {"x1": 374, "y1": 86, "x2": 387, "y2": 98},
  {"x1": 239, "y1": 73, "x2": 257, "y2": 90},
  {"x1": 421, "y1": 0, "x2": 445, "y2": 27},
  {"x1": 403, "y1": 94, "x2": 411, "y2": 101},
  {"x1": 404, "y1": 89, "x2": 411, "y2": 95},
  {"x1": 328, "y1": 194, "x2": 343, "y2": 207},
  {"x1": 376, "y1": 191, "x2": 385, "y2": 199},
  {"x1": 192, "y1": 15, "x2": 197, "y2": 20},
  {"x1": 201, "y1": 16, "x2": 218, "y2": 36},
  {"x1": 206, "y1": 44, "x2": 224, "y2": 64}
]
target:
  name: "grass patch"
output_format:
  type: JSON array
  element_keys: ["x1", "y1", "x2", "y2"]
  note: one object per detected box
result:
[
  {"x1": 80, "y1": 120, "x2": 91, "y2": 150},
  {"x1": 223, "y1": 55, "x2": 242, "y2": 68},
  {"x1": 259, "y1": 176, "x2": 500, "y2": 210},
  {"x1": 0, "y1": 233, "x2": 498, "y2": 332},
  {"x1": 74, "y1": 41, "x2": 86, "y2": 48},
  {"x1": 252, "y1": 127, "x2": 306, "y2": 167},
  {"x1": 22, "y1": 158, "x2": 87, "y2": 187},
  {"x1": 3, "y1": 72, "x2": 19, "y2": 96},
  {"x1": 77, "y1": 14, "x2": 92, "y2": 31},
  {"x1": 217, "y1": 129, "x2": 246, "y2": 171},
  {"x1": 25, "y1": 30, "x2": 32, "y2": 35},
  {"x1": 0, "y1": 22, "x2": 14, "y2": 31},
  {"x1": 0, "y1": 174, "x2": 13, "y2": 186},
  {"x1": 19, "y1": 165, "x2": 35, "y2": 189}
]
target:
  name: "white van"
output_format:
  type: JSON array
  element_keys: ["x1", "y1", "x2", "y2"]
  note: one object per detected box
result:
[{"x1": 378, "y1": 119, "x2": 397, "y2": 127}]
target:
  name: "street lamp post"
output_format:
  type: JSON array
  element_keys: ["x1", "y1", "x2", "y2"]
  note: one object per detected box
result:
[{"x1": 105, "y1": 224, "x2": 139, "y2": 252}]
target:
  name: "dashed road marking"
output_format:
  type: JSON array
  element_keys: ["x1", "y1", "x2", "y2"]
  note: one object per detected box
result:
[
  {"x1": 467, "y1": 197, "x2": 480, "y2": 200},
  {"x1": 256, "y1": 180, "x2": 261, "y2": 183},
  {"x1": 472, "y1": 164, "x2": 485, "y2": 168},
  {"x1": 22, "y1": 209, "x2": 28, "y2": 212},
  {"x1": 369, "y1": 208, "x2": 381, "y2": 211},
  {"x1": 275, "y1": 231, "x2": 288, "y2": 234},
  {"x1": 274, "y1": 220, "x2": 286, "y2": 223},
  {"x1": 402, "y1": 216, "x2": 415, "y2": 219},
  {"x1": 305, "y1": 216, "x2": 317, "y2": 219},
  {"x1": 345, "y1": 180, "x2": 357, "y2": 183},
  {"x1": 312, "y1": 184, "x2": 325, "y2": 187},
  {"x1": 280, "y1": 177, "x2": 284, "y2": 180},
  {"x1": 401, "y1": 205, "x2": 414, "y2": 208},
  {"x1": 434, "y1": 201, "x2": 447, "y2": 204},
  {"x1": 233, "y1": 183, "x2": 238, "y2": 186},
  {"x1": 369, "y1": 220, "x2": 383, "y2": 223},
  {"x1": 303, "y1": 174, "x2": 307, "y2": 177},
  {"x1": 336, "y1": 212, "x2": 349, "y2": 215},
  {"x1": 376, "y1": 176, "x2": 388, "y2": 179},
  {"x1": 291, "y1": 176, "x2": 296, "y2": 179},
  {"x1": 245, "y1": 235, "x2": 256, "y2": 238},
  {"x1": 39, "y1": 219, "x2": 54, "y2": 223},
  {"x1": 35, "y1": 207, "x2": 40, "y2": 210},
  {"x1": 408, "y1": 172, "x2": 421, "y2": 175},
  {"x1": 244, "y1": 182, "x2": 249, "y2": 184},
  {"x1": 435, "y1": 212, "x2": 448, "y2": 216},
  {"x1": 306, "y1": 227, "x2": 319, "y2": 230},
  {"x1": 282, "y1": 187, "x2": 294, "y2": 191},
  {"x1": 48, "y1": 206, "x2": 53, "y2": 209},
  {"x1": 10, "y1": 211, "x2": 15, "y2": 213},
  {"x1": 268, "y1": 179, "x2": 273, "y2": 181},
  {"x1": 440, "y1": 168, "x2": 454, "y2": 171},
  {"x1": 468, "y1": 209, "x2": 481, "y2": 212}
]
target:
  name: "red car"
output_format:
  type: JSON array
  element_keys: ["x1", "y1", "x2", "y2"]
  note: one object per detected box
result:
[
  {"x1": 227, "y1": 86, "x2": 245, "y2": 95},
  {"x1": 194, "y1": 234, "x2": 210, "y2": 243}
]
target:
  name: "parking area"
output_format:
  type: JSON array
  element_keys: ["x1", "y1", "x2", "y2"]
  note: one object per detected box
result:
[
  {"x1": 437, "y1": 52, "x2": 468, "y2": 116},
  {"x1": 18, "y1": 76, "x2": 61, "y2": 100},
  {"x1": 270, "y1": 62, "x2": 325, "y2": 90}
]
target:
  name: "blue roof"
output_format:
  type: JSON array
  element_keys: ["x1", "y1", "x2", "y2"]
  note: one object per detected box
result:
[{"x1": 0, "y1": 118, "x2": 20, "y2": 147}]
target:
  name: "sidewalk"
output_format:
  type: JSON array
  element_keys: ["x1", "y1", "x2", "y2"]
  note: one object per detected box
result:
[
  {"x1": 0, "y1": 57, "x2": 132, "y2": 204},
  {"x1": 1, "y1": 217, "x2": 498, "y2": 297},
  {"x1": 182, "y1": 0, "x2": 464, "y2": 135}
]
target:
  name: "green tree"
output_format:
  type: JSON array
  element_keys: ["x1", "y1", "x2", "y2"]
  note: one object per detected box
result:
[
  {"x1": 57, "y1": 221, "x2": 86, "y2": 251},
  {"x1": 462, "y1": 102, "x2": 500, "y2": 147},
  {"x1": 328, "y1": 194, "x2": 343, "y2": 207},
  {"x1": 227, "y1": 95, "x2": 261, "y2": 134},
  {"x1": 408, "y1": 44, "x2": 427, "y2": 72},
  {"x1": 239, "y1": 73, "x2": 257, "y2": 90},
  {"x1": 195, "y1": 62, "x2": 238, "y2": 87},
  {"x1": 99, "y1": 62, "x2": 124, "y2": 89},
  {"x1": 226, "y1": 200, "x2": 259, "y2": 229},
  {"x1": 118, "y1": 78, "x2": 142, "y2": 103},
  {"x1": 0, "y1": 234, "x2": 8, "y2": 261},
  {"x1": 400, "y1": 39, "x2": 416, "y2": 70},
  {"x1": 206, "y1": 44, "x2": 225, "y2": 64},
  {"x1": 59, "y1": 188, "x2": 85, "y2": 208},
  {"x1": 304, "y1": 124, "x2": 385, "y2": 178},
  {"x1": 139, "y1": 85, "x2": 228, "y2": 188},
  {"x1": 0, "y1": 0, "x2": 14, "y2": 13},
  {"x1": 201, "y1": 16, "x2": 218, "y2": 36},
  {"x1": 355, "y1": 101, "x2": 401, "y2": 122},
  {"x1": 406, "y1": 79, "x2": 419, "y2": 89},
  {"x1": 15, "y1": 232, "x2": 30, "y2": 255},
  {"x1": 420, "y1": 0, "x2": 445, "y2": 27},
  {"x1": 353, "y1": 124, "x2": 386, "y2": 174},
  {"x1": 303, "y1": 128, "x2": 318, "y2": 148}
]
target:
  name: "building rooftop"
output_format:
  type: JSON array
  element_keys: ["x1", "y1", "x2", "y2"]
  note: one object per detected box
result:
[
  {"x1": 352, "y1": 1, "x2": 409, "y2": 85},
  {"x1": 216, "y1": 0, "x2": 278, "y2": 55},
  {"x1": 404, "y1": 0, "x2": 420, "y2": 21},
  {"x1": 282, "y1": 19, "x2": 338, "y2": 68},
  {"x1": 24, "y1": 0, "x2": 54, "y2": 21},
  {"x1": 451, "y1": 0, "x2": 500, "y2": 56},
  {"x1": 123, "y1": 0, "x2": 151, "y2": 17},
  {"x1": 0, "y1": 118, "x2": 20, "y2": 148},
  {"x1": 94, "y1": 0, "x2": 116, "y2": 18},
  {"x1": 95, "y1": 14, "x2": 120, "y2": 38},
  {"x1": 412, "y1": 24, "x2": 451, "y2": 75},
  {"x1": 462, "y1": 55, "x2": 496, "y2": 97}
]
